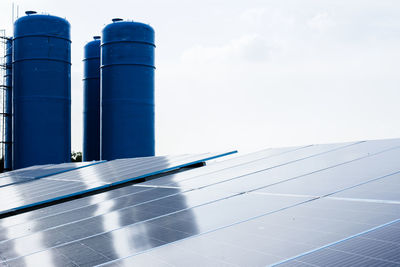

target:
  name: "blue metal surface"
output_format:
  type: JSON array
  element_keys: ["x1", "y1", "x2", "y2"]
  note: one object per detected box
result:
[
  {"x1": 83, "y1": 36, "x2": 101, "y2": 161},
  {"x1": 12, "y1": 11, "x2": 71, "y2": 169},
  {"x1": 101, "y1": 19, "x2": 155, "y2": 160},
  {"x1": 4, "y1": 38, "x2": 12, "y2": 171}
]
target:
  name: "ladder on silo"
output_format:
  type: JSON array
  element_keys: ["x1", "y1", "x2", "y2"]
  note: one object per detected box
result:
[{"x1": 0, "y1": 30, "x2": 7, "y2": 172}]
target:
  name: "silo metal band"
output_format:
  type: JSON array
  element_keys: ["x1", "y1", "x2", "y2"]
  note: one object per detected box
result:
[
  {"x1": 101, "y1": 63, "x2": 155, "y2": 69},
  {"x1": 101, "y1": 40, "x2": 155, "y2": 47},
  {"x1": 13, "y1": 34, "x2": 71, "y2": 42},
  {"x1": 15, "y1": 96, "x2": 71, "y2": 102},
  {"x1": 102, "y1": 99, "x2": 154, "y2": 106},
  {"x1": 13, "y1": 58, "x2": 71, "y2": 64}
]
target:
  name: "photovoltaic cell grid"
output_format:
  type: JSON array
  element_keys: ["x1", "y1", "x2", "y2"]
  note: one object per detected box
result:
[
  {"x1": 0, "y1": 152, "x2": 236, "y2": 217},
  {"x1": 277, "y1": 219, "x2": 400, "y2": 267},
  {"x1": 0, "y1": 139, "x2": 399, "y2": 266},
  {"x1": 0, "y1": 161, "x2": 103, "y2": 188}
]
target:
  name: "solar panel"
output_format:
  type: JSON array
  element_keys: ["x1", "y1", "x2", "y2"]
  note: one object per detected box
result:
[
  {"x1": 134, "y1": 142, "x2": 363, "y2": 195},
  {"x1": 0, "y1": 147, "x2": 313, "y2": 241},
  {"x1": 0, "y1": 152, "x2": 235, "y2": 217},
  {"x1": 145, "y1": 138, "x2": 400, "y2": 193},
  {"x1": 0, "y1": 192, "x2": 312, "y2": 264},
  {"x1": 107, "y1": 198, "x2": 400, "y2": 267},
  {"x1": 276, "y1": 220, "x2": 400, "y2": 266},
  {"x1": 0, "y1": 139, "x2": 399, "y2": 266},
  {"x1": 0, "y1": 161, "x2": 103, "y2": 188},
  {"x1": 252, "y1": 145, "x2": 400, "y2": 197},
  {"x1": 0, "y1": 141, "x2": 355, "y2": 229},
  {"x1": 330, "y1": 172, "x2": 400, "y2": 202}
]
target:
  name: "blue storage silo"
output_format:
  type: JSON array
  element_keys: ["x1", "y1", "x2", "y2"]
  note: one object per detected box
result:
[
  {"x1": 83, "y1": 36, "x2": 101, "y2": 161},
  {"x1": 13, "y1": 11, "x2": 71, "y2": 169},
  {"x1": 4, "y1": 38, "x2": 13, "y2": 171},
  {"x1": 101, "y1": 19, "x2": 155, "y2": 160}
]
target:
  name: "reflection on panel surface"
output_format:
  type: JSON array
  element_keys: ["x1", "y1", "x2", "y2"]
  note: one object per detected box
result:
[
  {"x1": 0, "y1": 139, "x2": 400, "y2": 266},
  {"x1": 0, "y1": 152, "x2": 235, "y2": 216},
  {"x1": 2, "y1": 193, "x2": 311, "y2": 265},
  {"x1": 0, "y1": 161, "x2": 101, "y2": 187},
  {"x1": 109, "y1": 199, "x2": 400, "y2": 267}
]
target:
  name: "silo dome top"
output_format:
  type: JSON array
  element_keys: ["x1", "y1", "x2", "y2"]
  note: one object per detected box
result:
[
  {"x1": 14, "y1": 12, "x2": 70, "y2": 40},
  {"x1": 102, "y1": 20, "x2": 154, "y2": 46},
  {"x1": 84, "y1": 37, "x2": 101, "y2": 59}
]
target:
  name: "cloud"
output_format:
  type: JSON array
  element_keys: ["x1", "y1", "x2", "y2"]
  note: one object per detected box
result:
[
  {"x1": 181, "y1": 34, "x2": 272, "y2": 64},
  {"x1": 307, "y1": 12, "x2": 335, "y2": 31},
  {"x1": 240, "y1": 8, "x2": 266, "y2": 25}
]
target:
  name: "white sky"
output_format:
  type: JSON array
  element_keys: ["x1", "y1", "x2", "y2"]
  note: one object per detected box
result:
[{"x1": 1, "y1": 0, "x2": 400, "y2": 155}]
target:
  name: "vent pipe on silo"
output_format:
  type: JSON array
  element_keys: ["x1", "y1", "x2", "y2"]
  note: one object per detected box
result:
[
  {"x1": 13, "y1": 11, "x2": 71, "y2": 169},
  {"x1": 100, "y1": 18, "x2": 155, "y2": 160},
  {"x1": 4, "y1": 38, "x2": 12, "y2": 171},
  {"x1": 83, "y1": 36, "x2": 101, "y2": 161}
]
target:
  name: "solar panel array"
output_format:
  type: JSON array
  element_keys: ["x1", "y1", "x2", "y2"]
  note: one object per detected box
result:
[
  {"x1": 0, "y1": 139, "x2": 399, "y2": 266},
  {"x1": 0, "y1": 152, "x2": 235, "y2": 217},
  {"x1": 0, "y1": 161, "x2": 102, "y2": 188}
]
